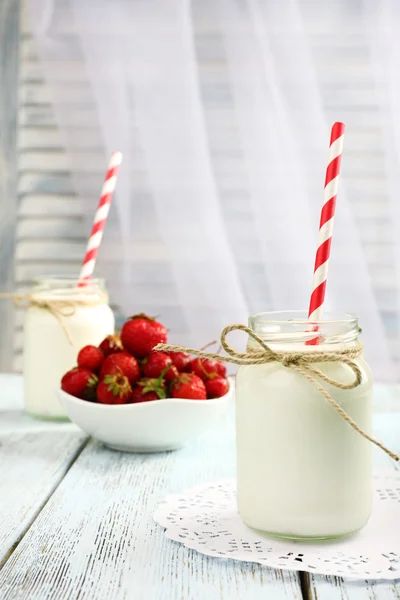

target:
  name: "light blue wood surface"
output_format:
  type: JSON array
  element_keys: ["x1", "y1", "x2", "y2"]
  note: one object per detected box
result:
[
  {"x1": 0, "y1": 375, "x2": 302, "y2": 599},
  {"x1": 0, "y1": 374, "x2": 399, "y2": 599}
]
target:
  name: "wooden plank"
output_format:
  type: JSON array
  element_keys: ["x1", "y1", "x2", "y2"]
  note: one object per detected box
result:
[
  {"x1": 19, "y1": 83, "x2": 94, "y2": 106},
  {"x1": 18, "y1": 194, "x2": 81, "y2": 216},
  {"x1": 15, "y1": 239, "x2": 85, "y2": 261},
  {"x1": 0, "y1": 374, "x2": 79, "y2": 431},
  {"x1": 18, "y1": 127, "x2": 101, "y2": 150},
  {"x1": 18, "y1": 150, "x2": 102, "y2": 171},
  {"x1": 17, "y1": 217, "x2": 86, "y2": 239},
  {"x1": 0, "y1": 375, "x2": 87, "y2": 559},
  {"x1": 0, "y1": 387, "x2": 397, "y2": 598},
  {"x1": 20, "y1": 60, "x2": 87, "y2": 82},
  {"x1": 19, "y1": 57, "x2": 380, "y2": 95},
  {"x1": 18, "y1": 148, "x2": 145, "y2": 171},
  {"x1": 305, "y1": 414, "x2": 400, "y2": 599},
  {"x1": 0, "y1": 0, "x2": 19, "y2": 371},
  {"x1": 19, "y1": 104, "x2": 56, "y2": 127},
  {"x1": 0, "y1": 430, "x2": 86, "y2": 567},
  {"x1": 15, "y1": 263, "x2": 81, "y2": 283},
  {"x1": 18, "y1": 172, "x2": 75, "y2": 195},
  {"x1": 305, "y1": 574, "x2": 400, "y2": 600},
  {"x1": 18, "y1": 150, "x2": 70, "y2": 171},
  {"x1": 0, "y1": 415, "x2": 302, "y2": 599}
]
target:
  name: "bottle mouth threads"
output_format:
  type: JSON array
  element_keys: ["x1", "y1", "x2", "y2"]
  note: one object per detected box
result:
[{"x1": 249, "y1": 311, "x2": 360, "y2": 345}]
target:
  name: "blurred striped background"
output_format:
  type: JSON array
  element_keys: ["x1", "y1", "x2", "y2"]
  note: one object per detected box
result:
[{"x1": 0, "y1": 0, "x2": 396, "y2": 373}]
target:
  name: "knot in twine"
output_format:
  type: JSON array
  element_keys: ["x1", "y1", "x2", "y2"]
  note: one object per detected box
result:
[
  {"x1": 0, "y1": 292, "x2": 108, "y2": 346},
  {"x1": 156, "y1": 323, "x2": 399, "y2": 462}
]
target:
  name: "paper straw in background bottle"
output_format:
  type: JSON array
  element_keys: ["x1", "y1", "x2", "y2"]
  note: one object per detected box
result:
[
  {"x1": 78, "y1": 152, "x2": 123, "y2": 285},
  {"x1": 307, "y1": 122, "x2": 345, "y2": 343}
]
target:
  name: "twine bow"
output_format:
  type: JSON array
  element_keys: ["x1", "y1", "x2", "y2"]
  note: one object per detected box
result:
[
  {"x1": 156, "y1": 323, "x2": 400, "y2": 462},
  {"x1": 0, "y1": 292, "x2": 108, "y2": 346}
]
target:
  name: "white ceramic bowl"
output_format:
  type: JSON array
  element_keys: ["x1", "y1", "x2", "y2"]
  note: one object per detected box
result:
[{"x1": 57, "y1": 383, "x2": 232, "y2": 453}]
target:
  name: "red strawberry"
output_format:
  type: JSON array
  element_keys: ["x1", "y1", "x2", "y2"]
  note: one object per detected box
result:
[
  {"x1": 171, "y1": 373, "x2": 207, "y2": 400},
  {"x1": 99, "y1": 351, "x2": 140, "y2": 385},
  {"x1": 167, "y1": 351, "x2": 192, "y2": 372},
  {"x1": 131, "y1": 377, "x2": 167, "y2": 403},
  {"x1": 61, "y1": 367, "x2": 98, "y2": 400},
  {"x1": 214, "y1": 361, "x2": 227, "y2": 378},
  {"x1": 142, "y1": 352, "x2": 178, "y2": 383},
  {"x1": 205, "y1": 376, "x2": 229, "y2": 398},
  {"x1": 99, "y1": 335, "x2": 123, "y2": 357},
  {"x1": 190, "y1": 358, "x2": 220, "y2": 381},
  {"x1": 77, "y1": 345, "x2": 104, "y2": 373},
  {"x1": 97, "y1": 374, "x2": 133, "y2": 405},
  {"x1": 120, "y1": 314, "x2": 167, "y2": 358}
]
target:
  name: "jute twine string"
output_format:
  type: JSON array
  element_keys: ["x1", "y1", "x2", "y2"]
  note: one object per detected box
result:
[
  {"x1": 156, "y1": 323, "x2": 400, "y2": 462},
  {"x1": 0, "y1": 292, "x2": 108, "y2": 346}
]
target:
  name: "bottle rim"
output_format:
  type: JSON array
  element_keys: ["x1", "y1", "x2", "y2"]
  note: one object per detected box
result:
[
  {"x1": 30, "y1": 276, "x2": 107, "y2": 300},
  {"x1": 248, "y1": 311, "x2": 360, "y2": 345},
  {"x1": 32, "y1": 276, "x2": 105, "y2": 287},
  {"x1": 250, "y1": 310, "x2": 357, "y2": 325}
]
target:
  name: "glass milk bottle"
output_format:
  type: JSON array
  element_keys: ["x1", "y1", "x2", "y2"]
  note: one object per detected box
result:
[
  {"x1": 24, "y1": 277, "x2": 115, "y2": 420},
  {"x1": 235, "y1": 311, "x2": 373, "y2": 540}
]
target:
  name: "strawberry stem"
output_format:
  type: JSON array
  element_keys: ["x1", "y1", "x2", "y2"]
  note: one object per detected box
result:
[
  {"x1": 129, "y1": 313, "x2": 155, "y2": 322},
  {"x1": 157, "y1": 364, "x2": 172, "y2": 385},
  {"x1": 200, "y1": 340, "x2": 218, "y2": 352},
  {"x1": 88, "y1": 375, "x2": 99, "y2": 388}
]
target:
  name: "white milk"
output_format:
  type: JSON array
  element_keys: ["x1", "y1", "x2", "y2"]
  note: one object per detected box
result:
[
  {"x1": 235, "y1": 314, "x2": 373, "y2": 539},
  {"x1": 24, "y1": 279, "x2": 115, "y2": 419}
]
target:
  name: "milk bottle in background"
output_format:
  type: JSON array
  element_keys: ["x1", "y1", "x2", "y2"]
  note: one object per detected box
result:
[
  {"x1": 24, "y1": 277, "x2": 115, "y2": 419},
  {"x1": 235, "y1": 311, "x2": 373, "y2": 540}
]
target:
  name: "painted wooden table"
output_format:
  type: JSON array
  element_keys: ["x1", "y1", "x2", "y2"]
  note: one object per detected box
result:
[{"x1": 0, "y1": 374, "x2": 399, "y2": 600}]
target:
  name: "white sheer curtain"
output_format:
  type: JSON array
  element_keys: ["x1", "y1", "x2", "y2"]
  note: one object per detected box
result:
[{"x1": 28, "y1": 0, "x2": 400, "y2": 380}]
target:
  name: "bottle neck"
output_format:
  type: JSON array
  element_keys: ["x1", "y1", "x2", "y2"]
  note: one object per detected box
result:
[
  {"x1": 249, "y1": 311, "x2": 360, "y2": 350},
  {"x1": 31, "y1": 277, "x2": 108, "y2": 303}
]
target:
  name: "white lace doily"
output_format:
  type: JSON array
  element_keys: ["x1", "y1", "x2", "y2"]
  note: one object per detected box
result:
[{"x1": 154, "y1": 470, "x2": 400, "y2": 579}]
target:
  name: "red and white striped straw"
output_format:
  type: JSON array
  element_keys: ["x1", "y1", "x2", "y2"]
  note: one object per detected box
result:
[
  {"x1": 78, "y1": 151, "x2": 123, "y2": 283},
  {"x1": 308, "y1": 122, "x2": 345, "y2": 328}
]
